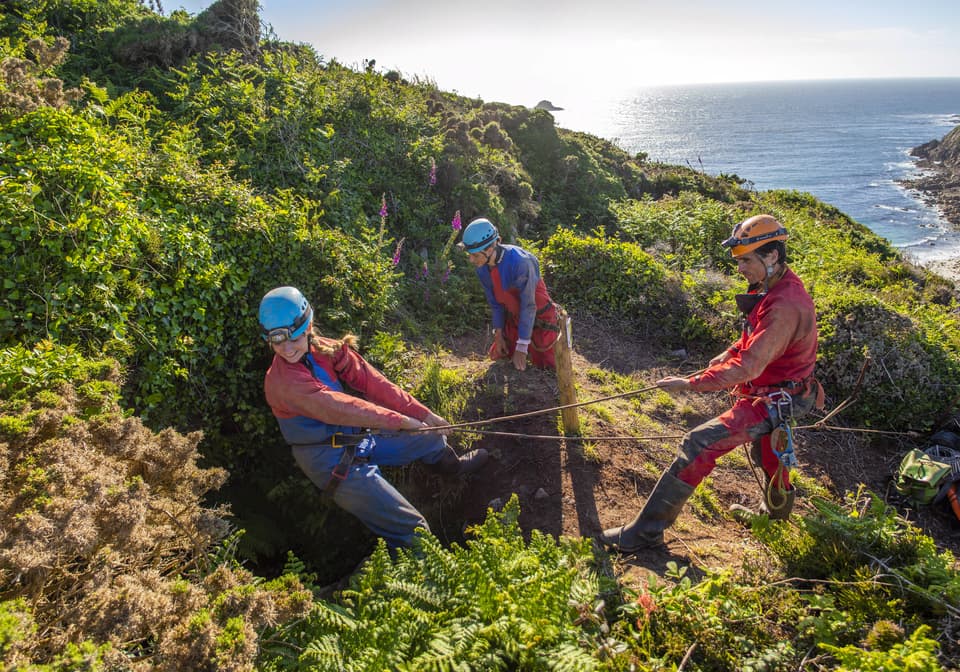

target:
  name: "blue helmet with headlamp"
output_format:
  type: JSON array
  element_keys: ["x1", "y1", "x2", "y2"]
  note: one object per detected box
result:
[
  {"x1": 460, "y1": 218, "x2": 499, "y2": 253},
  {"x1": 259, "y1": 286, "x2": 313, "y2": 343}
]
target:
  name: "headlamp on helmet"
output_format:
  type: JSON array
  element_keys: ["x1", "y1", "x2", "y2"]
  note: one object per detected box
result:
[
  {"x1": 722, "y1": 214, "x2": 788, "y2": 257},
  {"x1": 258, "y1": 286, "x2": 313, "y2": 344}
]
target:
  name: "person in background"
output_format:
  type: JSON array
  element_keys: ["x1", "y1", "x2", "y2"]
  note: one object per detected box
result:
[
  {"x1": 461, "y1": 217, "x2": 561, "y2": 371},
  {"x1": 600, "y1": 214, "x2": 823, "y2": 553},
  {"x1": 259, "y1": 286, "x2": 489, "y2": 550}
]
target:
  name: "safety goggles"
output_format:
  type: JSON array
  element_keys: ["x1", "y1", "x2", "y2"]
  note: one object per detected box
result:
[
  {"x1": 261, "y1": 310, "x2": 310, "y2": 343},
  {"x1": 263, "y1": 327, "x2": 302, "y2": 344}
]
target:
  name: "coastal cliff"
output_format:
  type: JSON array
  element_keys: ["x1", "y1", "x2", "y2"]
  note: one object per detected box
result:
[{"x1": 904, "y1": 121, "x2": 960, "y2": 228}]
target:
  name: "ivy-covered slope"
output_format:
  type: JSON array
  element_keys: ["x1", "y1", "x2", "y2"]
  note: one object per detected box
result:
[{"x1": 3, "y1": 1, "x2": 960, "y2": 669}]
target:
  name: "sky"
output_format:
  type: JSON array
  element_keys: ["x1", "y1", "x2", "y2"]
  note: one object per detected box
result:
[{"x1": 169, "y1": 0, "x2": 960, "y2": 107}]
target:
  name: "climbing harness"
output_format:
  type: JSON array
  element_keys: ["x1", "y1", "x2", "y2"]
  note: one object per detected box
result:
[
  {"x1": 324, "y1": 431, "x2": 376, "y2": 496},
  {"x1": 767, "y1": 390, "x2": 798, "y2": 468},
  {"x1": 530, "y1": 302, "x2": 565, "y2": 352}
]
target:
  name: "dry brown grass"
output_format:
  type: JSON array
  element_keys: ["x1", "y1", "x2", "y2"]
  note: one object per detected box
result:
[{"x1": 0, "y1": 383, "x2": 312, "y2": 669}]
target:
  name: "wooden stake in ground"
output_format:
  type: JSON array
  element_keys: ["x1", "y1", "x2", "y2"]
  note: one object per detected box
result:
[{"x1": 554, "y1": 307, "x2": 580, "y2": 435}]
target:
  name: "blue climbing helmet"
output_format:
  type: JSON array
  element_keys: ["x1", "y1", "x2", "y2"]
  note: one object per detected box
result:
[
  {"x1": 460, "y1": 218, "x2": 499, "y2": 253},
  {"x1": 259, "y1": 286, "x2": 313, "y2": 343}
]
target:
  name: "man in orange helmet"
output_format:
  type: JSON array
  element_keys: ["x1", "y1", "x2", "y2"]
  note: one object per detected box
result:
[{"x1": 600, "y1": 214, "x2": 823, "y2": 553}]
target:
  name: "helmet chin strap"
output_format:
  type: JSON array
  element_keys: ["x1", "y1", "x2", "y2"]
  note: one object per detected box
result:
[
  {"x1": 737, "y1": 258, "x2": 786, "y2": 317},
  {"x1": 763, "y1": 261, "x2": 786, "y2": 293}
]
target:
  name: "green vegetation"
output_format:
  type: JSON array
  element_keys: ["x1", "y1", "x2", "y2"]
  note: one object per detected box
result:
[
  {"x1": 3, "y1": 0, "x2": 960, "y2": 669},
  {"x1": 259, "y1": 497, "x2": 614, "y2": 671}
]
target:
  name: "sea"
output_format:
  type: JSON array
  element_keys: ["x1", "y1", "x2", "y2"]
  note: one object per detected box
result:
[{"x1": 550, "y1": 78, "x2": 960, "y2": 265}]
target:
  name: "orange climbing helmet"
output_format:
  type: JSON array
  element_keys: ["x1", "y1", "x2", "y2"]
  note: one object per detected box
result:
[{"x1": 722, "y1": 214, "x2": 788, "y2": 257}]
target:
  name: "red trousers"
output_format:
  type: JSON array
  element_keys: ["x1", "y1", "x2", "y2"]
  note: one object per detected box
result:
[
  {"x1": 669, "y1": 388, "x2": 818, "y2": 489},
  {"x1": 488, "y1": 317, "x2": 558, "y2": 368}
]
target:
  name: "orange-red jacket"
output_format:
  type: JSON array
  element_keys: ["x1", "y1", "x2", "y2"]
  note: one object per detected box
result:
[
  {"x1": 265, "y1": 337, "x2": 428, "y2": 445},
  {"x1": 690, "y1": 268, "x2": 817, "y2": 393}
]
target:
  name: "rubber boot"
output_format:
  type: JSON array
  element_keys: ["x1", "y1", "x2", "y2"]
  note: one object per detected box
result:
[
  {"x1": 731, "y1": 486, "x2": 795, "y2": 521},
  {"x1": 761, "y1": 486, "x2": 795, "y2": 520},
  {"x1": 431, "y1": 445, "x2": 489, "y2": 476},
  {"x1": 599, "y1": 472, "x2": 695, "y2": 553},
  {"x1": 731, "y1": 440, "x2": 795, "y2": 522}
]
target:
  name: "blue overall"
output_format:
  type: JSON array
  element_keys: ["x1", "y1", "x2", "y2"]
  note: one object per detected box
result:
[{"x1": 279, "y1": 354, "x2": 448, "y2": 549}]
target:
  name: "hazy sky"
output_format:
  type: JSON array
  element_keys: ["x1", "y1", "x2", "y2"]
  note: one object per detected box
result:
[{"x1": 170, "y1": 0, "x2": 960, "y2": 106}]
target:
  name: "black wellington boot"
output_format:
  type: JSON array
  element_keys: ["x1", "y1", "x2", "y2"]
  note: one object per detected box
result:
[
  {"x1": 599, "y1": 472, "x2": 695, "y2": 553},
  {"x1": 731, "y1": 486, "x2": 795, "y2": 521},
  {"x1": 761, "y1": 485, "x2": 795, "y2": 520},
  {"x1": 431, "y1": 445, "x2": 489, "y2": 476},
  {"x1": 731, "y1": 441, "x2": 796, "y2": 522}
]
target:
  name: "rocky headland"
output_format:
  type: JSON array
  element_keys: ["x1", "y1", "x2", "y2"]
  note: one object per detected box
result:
[
  {"x1": 533, "y1": 99, "x2": 563, "y2": 111},
  {"x1": 901, "y1": 119, "x2": 960, "y2": 282}
]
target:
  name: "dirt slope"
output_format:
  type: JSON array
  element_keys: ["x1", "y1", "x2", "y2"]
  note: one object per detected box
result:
[{"x1": 434, "y1": 308, "x2": 960, "y2": 587}]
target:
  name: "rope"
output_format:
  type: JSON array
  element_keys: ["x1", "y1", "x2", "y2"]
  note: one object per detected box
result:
[
  {"x1": 794, "y1": 423, "x2": 921, "y2": 438},
  {"x1": 743, "y1": 442, "x2": 768, "y2": 493},
  {"x1": 449, "y1": 428, "x2": 686, "y2": 442},
  {"x1": 408, "y1": 357, "x2": 921, "y2": 443},
  {"x1": 409, "y1": 382, "x2": 665, "y2": 432}
]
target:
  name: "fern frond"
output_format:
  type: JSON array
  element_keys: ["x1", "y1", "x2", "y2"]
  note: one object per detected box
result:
[
  {"x1": 538, "y1": 641, "x2": 601, "y2": 671},
  {"x1": 301, "y1": 634, "x2": 344, "y2": 668},
  {"x1": 308, "y1": 600, "x2": 357, "y2": 632},
  {"x1": 384, "y1": 579, "x2": 444, "y2": 610}
]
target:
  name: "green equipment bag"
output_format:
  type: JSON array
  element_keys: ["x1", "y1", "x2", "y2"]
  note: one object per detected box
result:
[{"x1": 894, "y1": 448, "x2": 953, "y2": 506}]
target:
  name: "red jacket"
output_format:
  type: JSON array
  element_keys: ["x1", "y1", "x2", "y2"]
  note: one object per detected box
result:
[
  {"x1": 265, "y1": 337, "x2": 428, "y2": 444},
  {"x1": 690, "y1": 267, "x2": 817, "y2": 393}
]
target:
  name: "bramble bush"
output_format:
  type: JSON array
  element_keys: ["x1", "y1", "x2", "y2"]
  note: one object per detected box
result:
[{"x1": 609, "y1": 192, "x2": 741, "y2": 271}]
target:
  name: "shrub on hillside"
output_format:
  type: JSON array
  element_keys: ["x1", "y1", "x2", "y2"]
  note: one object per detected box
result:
[
  {"x1": 815, "y1": 291, "x2": 960, "y2": 430},
  {"x1": 610, "y1": 192, "x2": 742, "y2": 271},
  {"x1": 541, "y1": 228, "x2": 725, "y2": 348},
  {"x1": 0, "y1": 105, "x2": 396, "y2": 437},
  {"x1": 0, "y1": 343, "x2": 312, "y2": 669}
]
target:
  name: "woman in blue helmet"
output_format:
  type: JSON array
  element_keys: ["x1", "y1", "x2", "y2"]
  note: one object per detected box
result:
[
  {"x1": 259, "y1": 286, "x2": 488, "y2": 549},
  {"x1": 461, "y1": 217, "x2": 561, "y2": 371}
]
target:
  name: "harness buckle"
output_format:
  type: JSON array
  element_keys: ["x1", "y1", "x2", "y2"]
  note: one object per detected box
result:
[{"x1": 329, "y1": 442, "x2": 357, "y2": 485}]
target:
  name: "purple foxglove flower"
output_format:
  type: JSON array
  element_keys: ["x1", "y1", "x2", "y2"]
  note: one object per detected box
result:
[
  {"x1": 379, "y1": 195, "x2": 388, "y2": 218},
  {"x1": 429, "y1": 157, "x2": 437, "y2": 186},
  {"x1": 452, "y1": 210, "x2": 461, "y2": 231},
  {"x1": 392, "y1": 238, "x2": 404, "y2": 266}
]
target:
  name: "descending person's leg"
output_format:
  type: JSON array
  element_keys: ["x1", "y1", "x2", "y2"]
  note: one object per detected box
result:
[
  {"x1": 333, "y1": 463, "x2": 429, "y2": 549},
  {"x1": 733, "y1": 388, "x2": 818, "y2": 520},
  {"x1": 374, "y1": 432, "x2": 488, "y2": 476}
]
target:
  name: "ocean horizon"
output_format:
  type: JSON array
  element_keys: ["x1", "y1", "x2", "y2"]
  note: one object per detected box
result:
[{"x1": 549, "y1": 77, "x2": 960, "y2": 264}]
